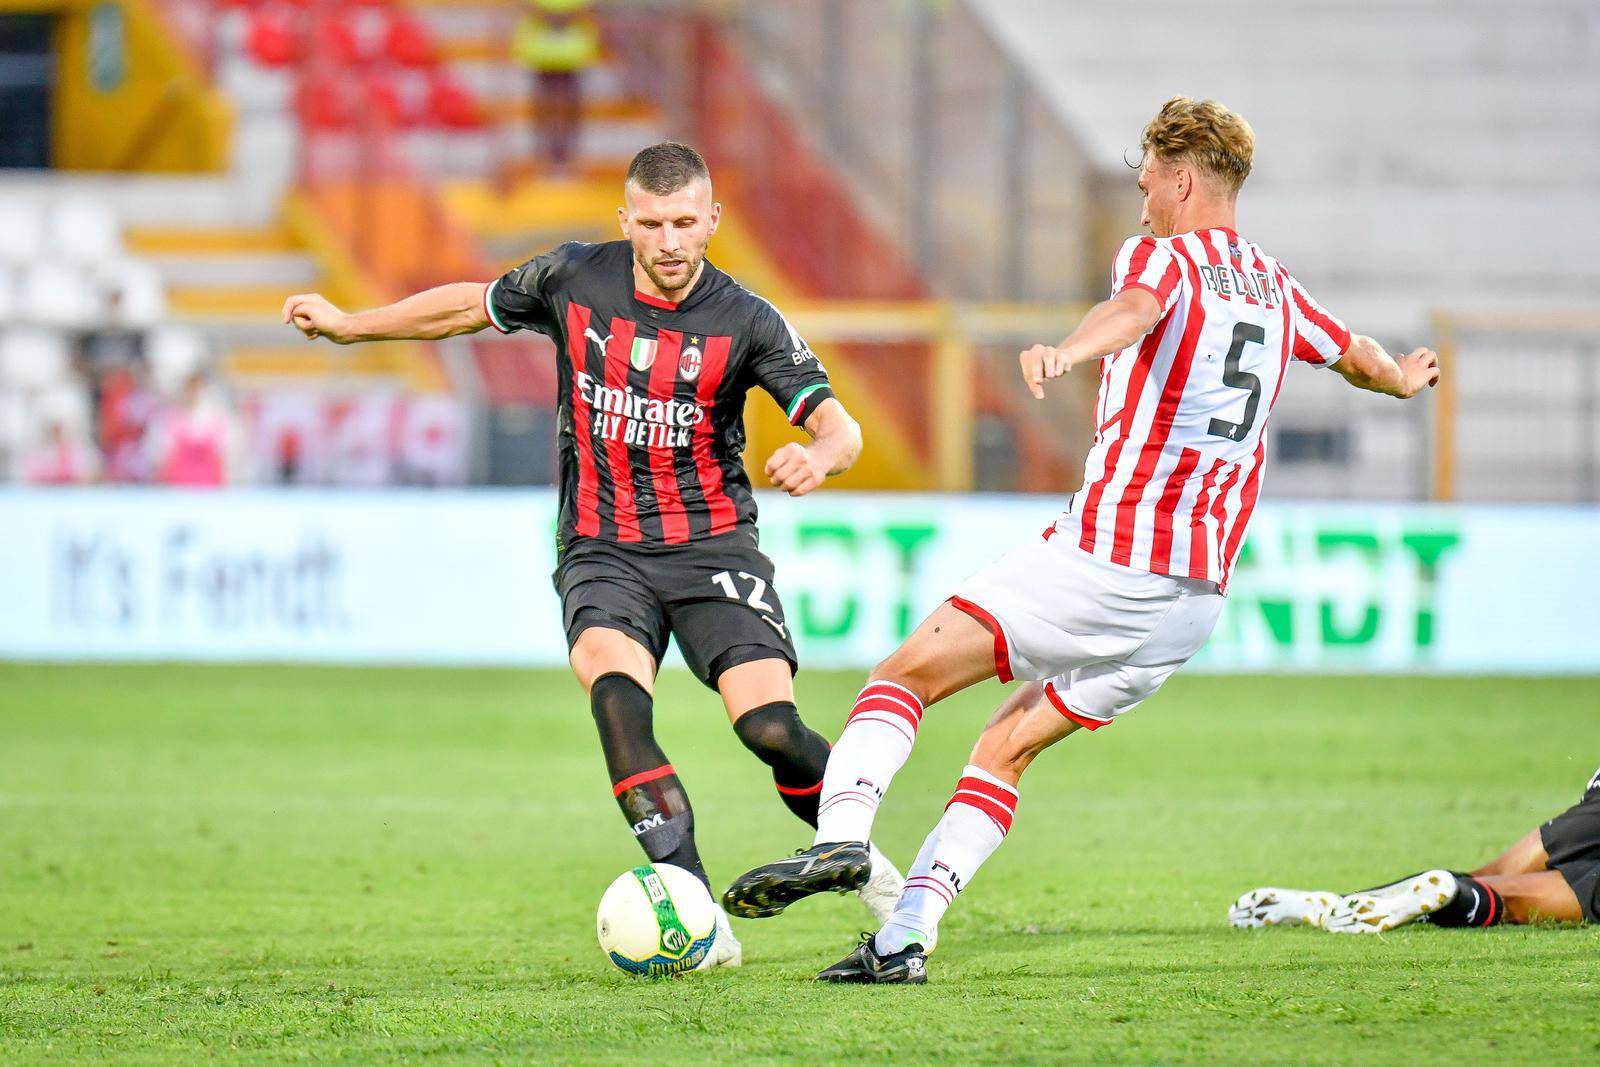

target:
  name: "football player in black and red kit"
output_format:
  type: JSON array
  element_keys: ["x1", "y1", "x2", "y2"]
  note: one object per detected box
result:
[{"x1": 283, "y1": 143, "x2": 904, "y2": 967}]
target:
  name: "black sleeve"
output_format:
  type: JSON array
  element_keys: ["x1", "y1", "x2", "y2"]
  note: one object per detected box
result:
[
  {"x1": 747, "y1": 302, "x2": 834, "y2": 426},
  {"x1": 484, "y1": 241, "x2": 586, "y2": 336}
]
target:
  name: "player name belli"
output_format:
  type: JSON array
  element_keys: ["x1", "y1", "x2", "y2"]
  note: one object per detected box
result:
[{"x1": 1196, "y1": 262, "x2": 1284, "y2": 306}]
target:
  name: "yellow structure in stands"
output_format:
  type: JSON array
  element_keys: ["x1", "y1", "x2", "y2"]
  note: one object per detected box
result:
[{"x1": 2, "y1": 0, "x2": 232, "y2": 171}]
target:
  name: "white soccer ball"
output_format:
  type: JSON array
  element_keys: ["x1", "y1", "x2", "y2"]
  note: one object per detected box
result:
[{"x1": 596, "y1": 863, "x2": 719, "y2": 976}]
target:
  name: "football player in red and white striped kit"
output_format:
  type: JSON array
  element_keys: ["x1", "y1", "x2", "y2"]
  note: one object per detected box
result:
[{"x1": 724, "y1": 97, "x2": 1443, "y2": 983}]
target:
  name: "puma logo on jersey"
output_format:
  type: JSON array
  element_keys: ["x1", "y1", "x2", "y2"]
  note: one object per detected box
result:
[
  {"x1": 761, "y1": 615, "x2": 788, "y2": 639},
  {"x1": 584, "y1": 327, "x2": 613, "y2": 354}
]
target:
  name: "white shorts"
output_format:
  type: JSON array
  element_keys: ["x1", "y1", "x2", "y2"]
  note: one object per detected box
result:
[{"x1": 950, "y1": 524, "x2": 1224, "y2": 730}]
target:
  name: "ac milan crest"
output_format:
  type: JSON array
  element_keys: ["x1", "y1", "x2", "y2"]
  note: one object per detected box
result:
[{"x1": 679, "y1": 338, "x2": 703, "y2": 381}]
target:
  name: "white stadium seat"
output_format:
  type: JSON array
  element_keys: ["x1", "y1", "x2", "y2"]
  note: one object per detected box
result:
[
  {"x1": 0, "y1": 200, "x2": 44, "y2": 266},
  {"x1": 49, "y1": 197, "x2": 124, "y2": 264},
  {"x1": 100, "y1": 260, "x2": 169, "y2": 328},
  {"x1": 145, "y1": 325, "x2": 209, "y2": 391},
  {"x1": 0, "y1": 328, "x2": 73, "y2": 390},
  {"x1": 18, "y1": 260, "x2": 103, "y2": 330},
  {"x1": 39, "y1": 382, "x2": 92, "y2": 438}
]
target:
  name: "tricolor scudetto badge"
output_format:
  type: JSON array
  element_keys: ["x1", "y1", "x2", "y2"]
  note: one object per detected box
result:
[{"x1": 630, "y1": 337, "x2": 657, "y2": 371}]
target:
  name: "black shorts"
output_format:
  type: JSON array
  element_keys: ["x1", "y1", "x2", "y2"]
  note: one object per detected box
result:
[
  {"x1": 1538, "y1": 773, "x2": 1600, "y2": 923},
  {"x1": 553, "y1": 530, "x2": 797, "y2": 689}
]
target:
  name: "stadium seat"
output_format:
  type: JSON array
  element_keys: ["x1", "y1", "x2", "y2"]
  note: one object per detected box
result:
[
  {"x1": 296, "y1": 72, "x2": 361, "y2": 130},
  {"x1": 314, "y1": 10, "x2": 378, "y2": 66},
  {"x1": 39, "y1": 383, "x2": 93, "y2": 439},
  {"x1": 101, "y1": 261, "x2": 169, "y2": 329},
  {"x1": 425, "y1": 73, "x2": 484, "y2": 130},
  {"x1": 0, "y1": 328, "x2": 73, "y2": 390},
  {"x1": 18, "y1": 262, "x2": 103, "y2": 330},
  {"x1": 244, "y1": 8, "x2": 301, "y2": 67},
  {"x1": 383, "y1": 13, "x2": 436, "y2": 68},
  {"x1": 0, "y1": 201, "x2": 44, "y2": 266},
  {"x1": 364, "y1": 70, "x2": 420, "y2": 128},
  {"x1": 145, "y1": 326, "x2": 210, "y2": 392},
  {"x1": 49, "y1": 198, "x2": 123, "y2": 264}
]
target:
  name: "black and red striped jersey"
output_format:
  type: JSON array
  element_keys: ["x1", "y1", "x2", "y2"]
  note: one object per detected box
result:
[{"x1": 485, "y1": 240, "x2": 834, "y2": 549}]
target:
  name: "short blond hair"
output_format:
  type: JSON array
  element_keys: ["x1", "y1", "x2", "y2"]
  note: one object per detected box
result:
[{"x1": 1141, "y1": 96, "x2": 1255, "y2": 193}]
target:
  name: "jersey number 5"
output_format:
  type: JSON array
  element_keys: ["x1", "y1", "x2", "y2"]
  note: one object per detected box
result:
[{"x1": 1208, "y1": 321, "x2": 1266, "y2": 443}]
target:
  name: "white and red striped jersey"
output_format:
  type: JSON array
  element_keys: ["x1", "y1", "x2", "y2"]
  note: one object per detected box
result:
[{"x1": 1064, "y1": 227, "x2": 1350, "y2": 593}]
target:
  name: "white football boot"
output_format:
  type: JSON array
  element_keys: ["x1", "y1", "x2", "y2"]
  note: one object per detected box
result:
[
  {"x1": 693, "y1": 906, "x2": 743, "y2": 970},
  {"x1": 1326, "y1": 870, "x2": 1457, "y2": 934},
  {"x1": 856, "y1": 843, "x2": 938, "y2": 953},
  {"x1": 1228, "y1": 887, "x2": 1340, "y2": 929}
]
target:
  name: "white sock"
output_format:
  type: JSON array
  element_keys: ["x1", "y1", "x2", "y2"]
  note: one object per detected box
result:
[
  {"x1": 875, "y1": 764, "x2": 1017, "y2": 954},
  {"x1": 813, "y1": 680, "x2": 924, "y2": 845}
]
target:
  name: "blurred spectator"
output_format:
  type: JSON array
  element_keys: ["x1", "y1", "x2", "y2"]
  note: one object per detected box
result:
[
  {"x1": 22, "y1": 419, "x2": 97, "y2": 486},
  {"x1": 149, "y1": 371, "x2": 238, "y2": 488},
  {"x1": 96, "y1": 353, "x2": 159, "y2": 483},
  {"x1": 513, "y1": 0, "x2": 601, "y2": 176}
]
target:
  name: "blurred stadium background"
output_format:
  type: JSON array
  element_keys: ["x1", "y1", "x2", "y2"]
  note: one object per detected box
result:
[
  {"x1": 0, "y1": 0, "x2": 1595, "y2": 670},
  {"x1": 4, "y1": 1, "x2": 1600, "y2": 1060}
]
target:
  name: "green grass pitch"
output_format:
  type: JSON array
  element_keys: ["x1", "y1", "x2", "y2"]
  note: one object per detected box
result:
[{"x1": 3, "y1": 664, "x2": 1597, "y2": 1064}]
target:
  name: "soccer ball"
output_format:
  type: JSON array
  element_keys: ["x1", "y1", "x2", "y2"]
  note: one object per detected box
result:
[{"x1": 596, "y1": 863, "x2": 718, "y2": 976}]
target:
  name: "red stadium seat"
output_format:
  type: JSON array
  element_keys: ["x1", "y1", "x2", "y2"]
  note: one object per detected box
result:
[
  {"x1": 313, "y1": 11, "x2": 370, "y2": 66},
  {"x1": 424, "y1": 73, "x2": 482, "y2": 129},
  {"x1": 383, "y1": 14, "x2": 436, "y2": 68},
  {"x1": 295, "y1": 72, "x2": 360, "y2": 130},
  {"x1": 245, "y1": 9, "x2": 301, "y2": 67},
  {"x1": 364, "y1": 71, "x2": 418, "y2": 128}
]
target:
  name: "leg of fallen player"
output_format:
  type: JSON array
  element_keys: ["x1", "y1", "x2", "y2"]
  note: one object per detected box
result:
[
  {"x1": 1472, "y1": 828, "x2": 1550, "y2": 877},
  {"x1": 1326, "y1": 832, "x2": 1587, "y2": 932},
  {"x1": 1474, "y1": 872, "x2": 1584, "y2": 924},
  {"x1": 1234, "y1": 828, "x2": 1586, "y2": 931},
  {"x1": 721, "y1": 602, "x2": 999, "y2": 919}
]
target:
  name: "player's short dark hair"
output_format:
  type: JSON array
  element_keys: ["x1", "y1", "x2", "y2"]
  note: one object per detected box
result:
[{"x1": 625, "y1": 142, "x2": 711, "y2": 196}]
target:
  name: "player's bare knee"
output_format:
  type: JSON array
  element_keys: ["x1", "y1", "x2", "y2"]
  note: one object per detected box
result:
[
  {"x1": 866, "y1": 648, "x2": 934, "y2": 702},
  {"x1": 571, "y1": 629, "x2": 653, "y2": 694}
]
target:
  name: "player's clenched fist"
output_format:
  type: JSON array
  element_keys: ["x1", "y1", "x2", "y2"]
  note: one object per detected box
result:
[
  {"x1": 282, "y1": 292, "x2": 352, "y2": 344},
  {"x1": 1395, "y1": 347, "x2": 1441, "y2": 399},
  {"x1": 1019, "y1": 343, "x2": 1073, "y2": 400},
  {"x1": 765, "y1": 441, "x2": 828, "y2": 497}
]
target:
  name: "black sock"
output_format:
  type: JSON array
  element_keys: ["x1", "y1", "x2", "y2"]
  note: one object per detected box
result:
[
  {"x1": 733, "y1": 701, "x2": 831, "y2": 827},
  {"x1": 1426, "y1": 873, "x2": 1505, "y2": 927},
  {"x1": 590, "y1": 672, "x2": 708, "y2": 888}
]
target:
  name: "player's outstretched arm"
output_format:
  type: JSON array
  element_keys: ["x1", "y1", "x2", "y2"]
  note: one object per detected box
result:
[
  {"x1": 282, "y1": 282, "x2": 491, "y2": 344},
  {"x1": 1332, "y1": 335, "x2": 1440, "y2": 399},
  {"x1": 764, "y1": 398, "x2": 862, "y2": 497},
  {"x1": 1019, "y1": 288, "x2": 1162, "y2": 399}
]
